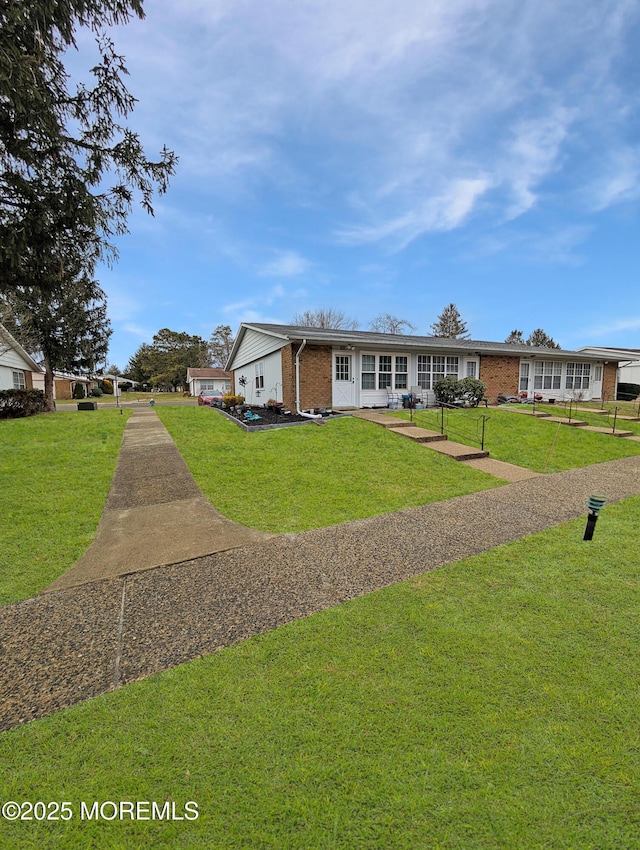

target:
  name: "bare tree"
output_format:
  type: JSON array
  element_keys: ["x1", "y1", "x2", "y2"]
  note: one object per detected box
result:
[
  {"x1": 369, "y1": 313, "x2": 416, "y2": 334},
  {"x1": 291, "y1": 308, "x2": 359, "y2": 330},
  {"x1": 209, "y1": 324, "x2": 234, "y2": 367}
]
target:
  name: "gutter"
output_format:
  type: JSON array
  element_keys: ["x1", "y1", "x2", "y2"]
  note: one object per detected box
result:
[{"x1": 295, "y1": 338, "x2": 323, "y2": 419}]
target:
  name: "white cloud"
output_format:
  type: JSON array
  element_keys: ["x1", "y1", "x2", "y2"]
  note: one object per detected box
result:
[
  {"x1": 258, "y1": 251, "x2": 311, "y2": 277},
  {"x1": 580, "y1": 317, "x2": 640, "y2": 339}
]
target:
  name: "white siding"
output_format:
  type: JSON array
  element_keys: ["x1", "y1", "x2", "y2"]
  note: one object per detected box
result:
[
  {"x1": 619, "y1": 361, "x2": 640, "y2": 386},
  {"x1": 235, "y1": 350, "x2": 284, "y2": 404},
  {"x1": 0, "y1": 365, "x2": 24, "y2": 390},
  {"x1": 228, "y1": 327, "x2": 288, "y2": 371}
]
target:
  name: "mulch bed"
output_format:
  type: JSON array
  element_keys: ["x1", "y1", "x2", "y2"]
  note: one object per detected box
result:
[{"x1": 215, "y1": 405, "x2": 335, "y2": 430}]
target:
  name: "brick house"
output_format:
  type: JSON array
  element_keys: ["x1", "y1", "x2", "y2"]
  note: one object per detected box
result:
[{"x1": 227, "y1": 323, "x2": 622, "y2": 410}]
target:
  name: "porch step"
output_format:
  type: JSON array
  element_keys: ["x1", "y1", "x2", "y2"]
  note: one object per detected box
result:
[
  {"x1": 386, "y1": 426, "x2": 447, "y2": 443},
  {"x1": 578, "y1": 425, "x2": 634, "y2": 437},
  {"x1": 351, "y1": 410, "x2": 412, "y2": 428},
  {"x1": 425, "y1": 440, "x2": 489, "y2": 461},
  {"x1": 616, "y1": 415, "x2": 640, "y2": 422},
  {"x1": 543, "y1": 417, "x2": 588, "y2": 426}
]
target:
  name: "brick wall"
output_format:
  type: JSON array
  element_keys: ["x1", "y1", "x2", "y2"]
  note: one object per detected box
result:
[
  {"x1": 25, "y1": 371, "x2": 33, "y2": 389},
  {"x1": 479, "y1": 355, "x2": 520, "y2": 403},
  {"x1": 603, "y1": 362, "x2": 617, "y2": 402},
  {"x1": 55, "y1": 378, "x2": 72, "y2": 400},
  {"x1": 281, "y1": 343, "x2": 333, "y2": 410}
]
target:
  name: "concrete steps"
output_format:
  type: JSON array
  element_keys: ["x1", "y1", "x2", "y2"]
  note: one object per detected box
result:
[
  {"x1": 425, "y1": 440, "x2": 489, "y2": 461},
  {"x1": 387, "y1": 426, "x2": 447, "y2": 443},
  {"x1": 578, "y1": 425, "x2": 634, "y2": 437},
  {"x1": 543, "y1": 416, "x2": 588, "y2": 426}
]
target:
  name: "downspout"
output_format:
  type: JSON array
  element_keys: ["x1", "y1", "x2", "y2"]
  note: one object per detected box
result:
[{"x1": 295, "y1": 338, "x2": 323, "y2": 419}]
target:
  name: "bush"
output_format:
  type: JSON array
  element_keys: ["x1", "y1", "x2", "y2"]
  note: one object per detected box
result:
[
  {"x1": 617, "y1": 382, "x2": 640, "y2": 401},
  {"x1": 99, "y1": 379, "x2": 113, "y2": 394},
  {"x1": 457, "y1": 377, "x2": 487, "y2": 407},
  {"x1": 222, "y1": 394, "x2": 245, "y2": 409},
  {"x1": 72, "y1": 383, "x2": 85, "y2": 399},
  {"x1": 0, "y1": 389, "x2": 46, "y2": 419},
  {"x1": 434, "y1": 376, "x2": 462, "y2": 405},
  {"x1": 90, "y1": 387, "x2": 104, "y2": 397}
]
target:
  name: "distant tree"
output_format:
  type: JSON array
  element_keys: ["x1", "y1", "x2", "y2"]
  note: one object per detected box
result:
[
  {"x1": 526, "y1": 329, "x2": 560, "y2": 349},
  {"x1": 505, "y1": 329, "x2": 525, "y2": 344},
  {"x1": 106, "y1": 364, "x2": 122, "y2": 376},
  {"x1": 292, "y1": 308, "x2": 359, "y2": 330},
  {"x1": 430, "y1": 303, "x2": 470, "y2": 339},
  {"x1": 0, "y1": 278, "x2": 111, "y2": 412},
  {"x1": 209, "y1": 325, "x2": 235, "y2": 368},
  {"x1": 125, "y1": 329, "x2": 210, "y2": 391},
  {"x1": 369, "y1": 313, "x2": 416, "y2": 334}
]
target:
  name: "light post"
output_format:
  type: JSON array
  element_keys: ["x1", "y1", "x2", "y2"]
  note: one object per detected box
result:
[{"x1": 583, "y1": 495, "x2": 606, "y2": 541}]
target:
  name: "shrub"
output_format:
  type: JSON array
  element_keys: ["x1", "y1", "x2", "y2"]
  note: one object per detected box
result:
[
  {"x1": 434, "y1": 375, "x2": 462, "y2": 405},
  {"x1": 457, "y1": 377, "x2": 487, "y2": 407},
  {"x1": 0, "y1": 389, "x2": 46, "y2": 419},
  {"x1": 222, "y1": 394, "x2": 245, "y2": 409},
  {"x1": 99, "y1": 379, "x2": 113, "y2": 394},
  {"x1": 90, "y1": 387, "x2": 104, "y2": 397},
  {"x1": 617, "y1": 382, "x2": 640, "y2": 401},
  {"x1": 72, "y1": 383, "x2": 86, "y2": 399}
]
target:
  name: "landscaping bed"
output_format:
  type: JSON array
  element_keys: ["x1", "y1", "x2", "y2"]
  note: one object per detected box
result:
[{"x1": 216, "y1": 404, "x2": 338, "y2": 430}]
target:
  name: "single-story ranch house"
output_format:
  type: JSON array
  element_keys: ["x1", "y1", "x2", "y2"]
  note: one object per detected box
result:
[
  {"x1": 227, "y1": 323, "x2": 627, "y2": 410},
  {"x1": 0, "y1": 323, "x2": 41, "y2": 390},
  {"x1": 186, "y1": 367, "x2": 231, "y2": 396}
]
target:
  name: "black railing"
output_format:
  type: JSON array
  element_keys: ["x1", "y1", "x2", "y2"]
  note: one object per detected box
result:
[{"x1": 409, "y1": 403, "x2": 490, "y2": 451}]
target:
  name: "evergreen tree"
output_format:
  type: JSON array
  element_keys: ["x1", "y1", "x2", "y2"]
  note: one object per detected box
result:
[
  {"x1": 0, "y1": 0, "x2": 177, "y2": 294},
  {"x1": 505, "y1": 329, "x2": 525, "y2": 344},
  {"x1": 126, "y1": 329, "x2": 210, "y2": 391},
  {"x1": 1, "y1": 278, "x2": 111, "y2": 412},
  {"x1": 526, "y1": 329, "x2": 560, "y2": 349},
  {"x1": 430, "y1": 303, "x2": 470, "y2": 339}
]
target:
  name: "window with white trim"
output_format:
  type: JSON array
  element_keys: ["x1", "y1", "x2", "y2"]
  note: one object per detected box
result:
[
  {"x1": 200, "y1": 380, "x2": 216, "y2": 390},
  {"x1": 335, "y1": 355, "x2": 351, "y2": 382},
  {"x1": 378, "y1": 355, "x2": 392, "y2": 389},
  {"x1": 566, "y1": 362, "x2": 590, "y2": 390},
  {"x1": 465, "y1": 360, "x2": 478, "y2": 378},
  {"x1": 395, "y1": 356, "x2": 408, "y2": 389},
  {"x1": 417, "y1": 354, "x2": 459, "y2": 389},
  {"x1": 361, "y1": 354, "x2": 375, "y2": 389},
  {"x1": 533, "y1": 361, "x2": 562, "y2": 390},
  {"x1": 12, "y1": 371, "x2": 26, "y2": 389},
  {"x1": 255, "y1": 361, "x2": 264, "y2": 389},
  {"x1": 519, "y1": 362, "x2": 530, "y2": 392}
]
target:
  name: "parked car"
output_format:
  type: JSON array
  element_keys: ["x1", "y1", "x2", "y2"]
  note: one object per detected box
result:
[{"x1": 197, "y1": 390, "x2": 223, "y2": 406}]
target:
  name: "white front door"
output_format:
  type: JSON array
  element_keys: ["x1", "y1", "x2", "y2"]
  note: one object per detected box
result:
[
  {"x1": 592, "y1": 364, "x2": 603, "y2": 399},
  {"x1": 332, "y1": 354, "x2": 355, "y2": 407}
]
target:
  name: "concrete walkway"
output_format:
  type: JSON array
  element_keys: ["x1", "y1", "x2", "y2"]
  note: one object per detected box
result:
[
  {"x1": 46, "y1": 410, "x2": 273, "y2": 592},
  {"x1": 2, "y1": 413, "x2": 640, "y2": 732}
]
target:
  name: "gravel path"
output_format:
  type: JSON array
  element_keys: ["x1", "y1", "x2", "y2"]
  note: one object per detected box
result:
[{"x1": 2, "y1": 418, "x2": 640, "y2": 732}]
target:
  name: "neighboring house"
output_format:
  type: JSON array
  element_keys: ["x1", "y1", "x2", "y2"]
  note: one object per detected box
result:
[
  {"x1": 31, "y1": 371, "x2": 94, "y2": 400},
  {"x1": 578, "y1": 347, "x2": 640, "y2": 391},
  {"x1": 227, "y1": 323, "x2": 622, "y2": 410},
  {"x1": 0, "y1": 323, "x2": 42, "y2": 391},
  {"x1": 186, "y1": 367, "x2": 231, "y2": 397}
]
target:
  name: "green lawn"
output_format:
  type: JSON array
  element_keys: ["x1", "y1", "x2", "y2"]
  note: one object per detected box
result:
[
  {"x1": 395, "y1": 407, "x2": 640, "y2": 472},
  {"x1": 156, "y1": 407, "x2": 503, "y2": 533},
  {"x1": 0, "y1": 410, "x2": 130, "y2": 605},
  {"x1": 1, "y1": 497, "x2": 639, "y2": 849}
]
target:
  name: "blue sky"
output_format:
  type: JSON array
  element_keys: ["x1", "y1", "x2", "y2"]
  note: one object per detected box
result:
[{"x1": 80, "y1": 0, "x2": 639, "y2": 369}]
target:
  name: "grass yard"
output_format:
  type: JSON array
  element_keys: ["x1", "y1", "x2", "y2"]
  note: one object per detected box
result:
[
  {"x1": 1, "y1": 496, "x2": 639, "y2": 849},
  {"x1": 395, "y1": 407, "x2": 640, "y2": 473},
  {"x1": 156, "y1": 407, "x2": 503, "y2": 533},
  {"x1": 0, "y1": 410, "x2": 130, "y2": 605}
]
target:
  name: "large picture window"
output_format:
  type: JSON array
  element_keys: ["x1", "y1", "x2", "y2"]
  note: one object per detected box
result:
[
  {"x1": 533, "y1": 361, "x2": 562, "y2": 390},
  {"x1": 566, "y1": 362, "x2": 590, "y2": 390},
  {"x1": 417, "y1": 354, "x2": 458, "y2": 389},
  {"x1": 361, "y1": 354, "x2": 413, "y2": 391}
]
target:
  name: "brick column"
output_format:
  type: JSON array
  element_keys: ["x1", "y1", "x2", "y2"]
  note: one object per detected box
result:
[{"x1": 479, "y1": 355, "x2": 520, "y2": 403}]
